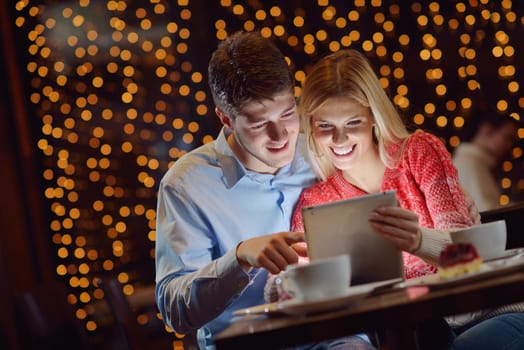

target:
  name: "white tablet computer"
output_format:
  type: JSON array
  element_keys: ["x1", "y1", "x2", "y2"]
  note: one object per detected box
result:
[{"x1": 302, "y1": 190, "x2": 405, "y2": 286}]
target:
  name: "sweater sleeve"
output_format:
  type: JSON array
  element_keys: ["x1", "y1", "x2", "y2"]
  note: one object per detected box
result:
[
  {"x1": 406, "y1": 132, "x2": 475, "y2": 229},
  {"x1": 415, "y1": 227, "x2": 452, "y2": 264}
]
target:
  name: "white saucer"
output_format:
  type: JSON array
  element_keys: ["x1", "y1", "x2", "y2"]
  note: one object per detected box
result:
[{"x1": 233, "y1": 283, "x2": 376, "y2": 317}]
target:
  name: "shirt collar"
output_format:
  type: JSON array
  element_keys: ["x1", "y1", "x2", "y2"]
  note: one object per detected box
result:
[{"x1": 215, "y1": 127, "x2": 307, "y2": 188}]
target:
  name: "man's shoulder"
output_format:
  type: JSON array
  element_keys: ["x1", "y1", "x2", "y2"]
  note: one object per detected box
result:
[
  {"x1": 161, "y1": 142, "x2": 219, "y2": 184},
  {"x1": 452, "y1": 143, "x2": 486, "y2": 166}
]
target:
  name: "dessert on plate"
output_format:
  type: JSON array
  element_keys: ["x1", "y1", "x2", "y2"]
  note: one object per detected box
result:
[{"x1": 438, "y1": 243, "x2": 483, "y2": 279}]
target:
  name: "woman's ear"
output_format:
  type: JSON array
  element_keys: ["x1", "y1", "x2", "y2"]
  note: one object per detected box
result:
[{"x1": 216, "y1": 108, "x2": 233, "y2": 129}]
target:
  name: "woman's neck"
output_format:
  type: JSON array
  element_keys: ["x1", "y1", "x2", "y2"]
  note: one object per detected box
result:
[{"x1": 340, "y1": 155, "x2": 386, "y2": 194}]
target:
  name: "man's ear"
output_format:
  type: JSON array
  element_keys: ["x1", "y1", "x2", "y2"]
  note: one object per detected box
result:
[{"x1": 216, "y1": 108, "x2": 233, "y2": 129}]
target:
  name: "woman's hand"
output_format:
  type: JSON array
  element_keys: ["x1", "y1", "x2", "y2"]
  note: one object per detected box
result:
[
  {"x1": 464, "y1": 191, "x2": 481, "y2": 225},
  {"x1": 369, "y1": 206, "x2": 422, "y2": 253}
]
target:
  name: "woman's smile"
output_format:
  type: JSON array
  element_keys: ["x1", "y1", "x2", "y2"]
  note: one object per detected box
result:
[{"x1": 331, "y1": 144, "x2": 355, "y2": 156}]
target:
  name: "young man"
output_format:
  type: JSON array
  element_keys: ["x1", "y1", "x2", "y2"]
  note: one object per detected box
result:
[{"x1": 154, "y1": 31, "x2": 374, "y2": 349}]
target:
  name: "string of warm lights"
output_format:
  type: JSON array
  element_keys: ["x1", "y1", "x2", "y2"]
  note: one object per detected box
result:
[{"x1": 12, "y1": 0, "x2": 524, "y2": 345}]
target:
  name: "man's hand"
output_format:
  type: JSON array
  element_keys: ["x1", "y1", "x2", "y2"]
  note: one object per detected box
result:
[{"x1": 236, "y1": 232, "x2": 306, "y2": 274}]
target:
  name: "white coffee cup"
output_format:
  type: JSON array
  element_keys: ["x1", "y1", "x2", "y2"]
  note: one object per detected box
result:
[
  {"x1": 449, "y1": 220, "x2": 507, "y2": 261},
  {"x1": 281, "y1": 254, "x2": 350, "y2": 302}
]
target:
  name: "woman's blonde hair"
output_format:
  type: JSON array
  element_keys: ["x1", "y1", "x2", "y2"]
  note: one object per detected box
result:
[{"x1": 299, "y1": 49, "x2": 410, "y2": 180}]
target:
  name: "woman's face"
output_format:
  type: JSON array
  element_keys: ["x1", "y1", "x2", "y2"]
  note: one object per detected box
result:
[{"x1": 311, "y1": 97, "x2": 377, "y2": 171}]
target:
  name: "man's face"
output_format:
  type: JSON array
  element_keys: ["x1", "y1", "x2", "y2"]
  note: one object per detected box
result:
[
  {"x1": 225, "y1": 91, "x2": 300, "y2": 174},
  {"x1": 480, "y1": 122, "x2": 518, "y2": 160},
  {"x1": 489, "y1": 122, "x2": 518, "y2": 159}
]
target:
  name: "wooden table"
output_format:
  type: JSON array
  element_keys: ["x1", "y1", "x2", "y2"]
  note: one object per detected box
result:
[{"x1": 215, "y1": 261, "x2": 524, "y2": 350}]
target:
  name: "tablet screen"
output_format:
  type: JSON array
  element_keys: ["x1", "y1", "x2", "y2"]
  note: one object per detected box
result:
[{"x1": 302, "y1": 190, "x2": 405, "y2": 285}]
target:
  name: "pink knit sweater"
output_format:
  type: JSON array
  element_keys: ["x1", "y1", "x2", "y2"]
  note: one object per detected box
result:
[{"x1": 292, "y1": 131, "x2": 475, "y2": 279}]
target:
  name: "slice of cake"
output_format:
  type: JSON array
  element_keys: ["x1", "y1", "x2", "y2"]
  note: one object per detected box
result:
[{"x1": 438, "y1": 243, "x2": 482, "y2": 279}]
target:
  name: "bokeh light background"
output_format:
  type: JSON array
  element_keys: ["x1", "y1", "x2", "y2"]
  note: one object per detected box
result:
[{"x1": 11, "y1": 0, "x2": 524, "y2": 343}]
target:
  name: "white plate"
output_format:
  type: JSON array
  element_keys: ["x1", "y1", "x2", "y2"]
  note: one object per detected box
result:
[
  {"x1": 402, "y1": 253, "x2": 524, "y2": 289},
  {"x1": 484, "y1": 247, "x2": 524, "y2": 262},
  {"x1": 233, "y1": 282, "x2": 380, "y2": 317}
]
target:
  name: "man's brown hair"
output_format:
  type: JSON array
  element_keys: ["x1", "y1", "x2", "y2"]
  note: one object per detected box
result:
[{"x1": 208, "y1": 31, "x2": 294, "y2": 118}]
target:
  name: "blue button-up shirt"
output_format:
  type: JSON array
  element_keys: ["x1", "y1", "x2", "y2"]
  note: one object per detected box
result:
[{"x1": 155, "y1": 127, "x2": 316, "y2": 348}]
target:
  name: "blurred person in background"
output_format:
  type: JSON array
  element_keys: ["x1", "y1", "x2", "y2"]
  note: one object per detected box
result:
[
  {"x1": 267, "y1": 49, "x2": 524, "y2": 350},
  {"x1": 452, "y1": 111, "x2": 519, "y2": 212}
]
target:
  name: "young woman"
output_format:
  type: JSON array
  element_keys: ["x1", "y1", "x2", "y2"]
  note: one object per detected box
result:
[
  {"x1": 283, "y1": 49, "x2": 524, "y2": 350},
  {"x1": 294, "y1": 49, "x2": 474, "y2": 278}
]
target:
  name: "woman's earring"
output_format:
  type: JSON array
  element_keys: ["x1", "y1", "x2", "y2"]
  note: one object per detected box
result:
[{"x1": 308, "y1": 133, "x2": 323, "y2": 157}]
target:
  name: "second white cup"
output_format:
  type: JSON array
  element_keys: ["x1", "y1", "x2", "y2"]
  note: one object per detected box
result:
[
  {"x1": 281, "y1": 254, "x2": 351, "y2": 302},
  {"x1": 449, "y1": 220, "x2": 507, "y2": 261}
]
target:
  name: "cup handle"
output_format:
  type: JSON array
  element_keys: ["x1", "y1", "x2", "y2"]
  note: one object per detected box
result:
[{"x1": 279, "y1": 273, "x2": 296, "y2": 299}]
